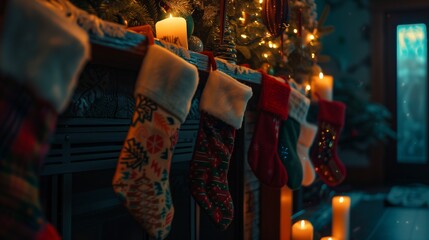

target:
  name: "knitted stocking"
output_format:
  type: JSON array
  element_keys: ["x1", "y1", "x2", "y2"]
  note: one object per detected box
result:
[
  {"x1": 298, "y1": 122, "x2": 317, "y2": 187},
  {"x1": 0, "y1": 0, "x2": 89, "y2": 238},
  {"x1": 248, "y1": 74, "x2": 290, "y2": 187},
  {"x1": 112, "y1": 45, "x2": 198, "y2": 239},
  {"x1": 190, "y1": 69, "x2": 252, "y2": 230},
  {"x1": 278, "y1": 87, "x2": 310, "y2": 190},
  {"x1": 311, "y1": 98, "x2": 347, "y2": 186}
]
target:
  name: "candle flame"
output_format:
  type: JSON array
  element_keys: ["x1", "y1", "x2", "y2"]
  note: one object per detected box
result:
[
  {"x1": 306, "y1": 85, "x2": 311, "y2": 91},
  {"x1": 169, "y1": 14, "x2": 173, "y2": 18},
  {"x1": 319, "y1": 72, "x2": 324, "y2": 79},
  {"x1": 339, "y1": 197, "x2": 344, "y2": 203},
  {"x1": 300, "y1": 220, "x2": 305, "y2": 228},
  {"x1": 329, "y1": 238, "x2": 333, "y2": 240}
]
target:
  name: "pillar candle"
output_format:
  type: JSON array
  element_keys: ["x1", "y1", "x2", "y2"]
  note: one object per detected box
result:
[
  {"x1": 155, "y1": 14, "x2": 188, "y2": 49},
  {"x1": 321, "y1": 237, "x2": 338, "y2": 240},
  {"x1": 292, "y1": 220, "x2": 313, "y2": 240},
  {"x1": 332, "y1": 196, "x2": 351, "y2": 240},
  {"x1": 311, "y1": 72, "x2": 333, "y2": 101}
]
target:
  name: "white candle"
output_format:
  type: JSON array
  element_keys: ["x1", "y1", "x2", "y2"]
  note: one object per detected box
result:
[
  {"x1": 311, "y1": 72, "x2": 334, "y2": 101},
  {"x1": 332, "y1": 196, "x2": 351, "y2": 240},
  {"x1": 321, "y1": 237, "x2": 338, "y2": 240},
  {"x1": 155, "y1": 14, "x2": 188, "y2": 49},
  {"x1": 292, "y1": 220, "x2": 313, "y2": 240}
]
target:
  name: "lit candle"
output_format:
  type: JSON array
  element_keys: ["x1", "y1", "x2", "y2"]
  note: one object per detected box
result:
[
  {"x1": 155, "y1": 14, "x2": 188, "y2": 49},
  {"x1": 321, "y1": 237, "x2": 338, "y2": 240},
  {"x1": 311, "y1": 72, "x2": 334, "y2": 101},
  {"x1": 332, "y1": 196, "x2": 351, "y2": 240},
  {"x1": 292, "y1": 220, "x2": 313, "y2": 240}
]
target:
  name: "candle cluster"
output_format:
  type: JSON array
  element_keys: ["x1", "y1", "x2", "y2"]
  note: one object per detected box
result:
[{"x1": 291, "y1": 196, "x2": 350, "y2": 240}]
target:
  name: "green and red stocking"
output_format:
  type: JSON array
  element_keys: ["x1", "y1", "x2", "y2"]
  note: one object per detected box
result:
[
  {"x1": 190, "y1": 58, "x2": 252, "y2": 230},
  {"x1": 278, "y1": 86, "x2": 310, "y2": 190}
]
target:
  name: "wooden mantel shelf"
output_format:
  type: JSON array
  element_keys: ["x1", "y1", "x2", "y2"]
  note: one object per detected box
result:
[{"x1": 89, "y1": 31, "x2": 262, "y2": 85}]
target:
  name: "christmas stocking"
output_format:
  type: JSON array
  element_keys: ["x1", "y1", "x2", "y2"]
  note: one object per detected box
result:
[
  {"x1": 278, "y1": 87, "x2": 310, "y2": 190},
  {"x1": 298, "y1": 122, "x2": 318, "y2": 187},
  {"x1": 112, "y1": 44, "x2": 199, "y2": 239},
  {"x1": 248, "y1": 73, "x2": 290, "y2": 187},
  {"x1": 0, "y1": 0, "x2": 89, "y2": 239},
  {"x1": 190, "y1": 66, "x2": 252, "y2": 230},
  {"x1": 311, "y1": 98, "x2": 347, "y2": 187}
]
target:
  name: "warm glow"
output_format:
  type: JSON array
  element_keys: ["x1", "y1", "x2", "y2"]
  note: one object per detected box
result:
[
  {"x1": 309, "y1": 34, "x2": 315, "y2": 40},
  {"x1": 241, "y1": 34, "x2": 247, "y2": 39},
  {"x1": 339, "y1": 197, "x2": 344, "y2": 203},
  {"x1": 239, "y1": 11, "x2": 246, "y2": 24},
  {"x1": 319, "y1": 72, "x2": 324, "y2": 79},
  {"x1": 259, "y1": 0, "x2": 263, "y2": 3},
  {"x1": 306, "y1": 84, "x2": 311, "y2": 91},
  {"x1": 300, "y1": 220, "x2": 305, "y2": 228},
  {"x1": 169, "y1": 14, "x2": 173, "y2": 18},
  {"x1": 263, "y1": 53, "x2": 268, "y2": 58},
  {"x1": 311, "y1": 53, "x2": 315, "y2": 59},
  {"x1": 293, "y1": 28, "x2": 298, "y2": 34},
  {"x1": 272, "y1": 43, "x2": 278, "y2": 48},
  {"x1": 268, "y1": 41, "x2": 273, "y2": 48}
]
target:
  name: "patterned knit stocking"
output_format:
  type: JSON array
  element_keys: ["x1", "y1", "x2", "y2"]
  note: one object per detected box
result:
[
  {"x1": 112, "y1": 45, "x2": 198, "y2": 239},
  {"x1": 190, "y1": 69, "x2": 252, "y2": 230},
  {"x1": 0, "y1": 78, "x2": 61, "y2": 240}
]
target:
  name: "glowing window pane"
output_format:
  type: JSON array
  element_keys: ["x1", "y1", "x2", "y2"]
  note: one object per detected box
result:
[{"x1": 397, "y1": 23, "x2": 427, "y2": 164}]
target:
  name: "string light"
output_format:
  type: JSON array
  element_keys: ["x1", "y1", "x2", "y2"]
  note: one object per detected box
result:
[
  {"x1": 293, "y1": 29, "x2": 298, "y2": 34},
  {"x1": 241, "y1": 34, "x2": 248, "y2": 39},
  {"x1": 268, "y1": 41, "x2": 273, "y2": 48},
  {"x1": 263, "y1": 53, "x2": 269, "y2": 58},
  {"x1": 306, "y1": 84, "x2": 311, "y2": 91},
  {"x1": 309, "y1": 34, "x2": 315, "y2": 40},
  {"x1": 311, "y1": 53, "x2": 315, "y2": 59}
]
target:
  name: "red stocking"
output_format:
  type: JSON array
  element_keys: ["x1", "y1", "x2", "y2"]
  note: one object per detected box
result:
[
  {"x1": 248, "y1": 74, "x2": 290, "y2": 187},
  {"x1": 311, "y1": 98, "x2": 347, "y2": 186}
]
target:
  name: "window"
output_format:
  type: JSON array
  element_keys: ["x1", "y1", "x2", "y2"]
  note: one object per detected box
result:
[{"x1": 396, "y1": 23, "x2": 427, "y2": 164}]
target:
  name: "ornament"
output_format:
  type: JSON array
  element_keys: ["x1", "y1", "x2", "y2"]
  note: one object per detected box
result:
[
  {"x1": 189, "y1": 35, "x2": 204, "y2": 52},
  {"x1": 262, "y1": 0, "x2": 288, "y2": 37}
]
